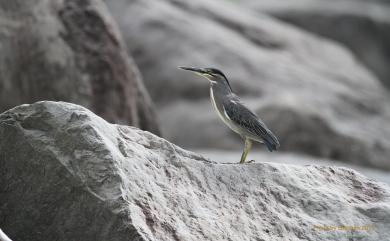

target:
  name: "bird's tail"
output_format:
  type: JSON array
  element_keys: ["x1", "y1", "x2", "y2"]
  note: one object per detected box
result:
[{"x1": 263, "y1": 131, "x2": 280, "y2": 152}]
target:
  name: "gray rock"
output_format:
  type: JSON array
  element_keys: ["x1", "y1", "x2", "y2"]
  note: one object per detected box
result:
[
  {"x1": 105, "y1": 0, "x2": 390, "y2": 169},
  {"x1": 238, "y1": 0, "x2": 390, "y2": 89},
  {"x1": 0, "y1": 0, "x2": 159, "y2": 134},
  {"x1": 1, "y1": 101, "x2": 390, "y2": 241},
  {"x1": 0, "y1": 229, "x2": 12, "y2": 241}
]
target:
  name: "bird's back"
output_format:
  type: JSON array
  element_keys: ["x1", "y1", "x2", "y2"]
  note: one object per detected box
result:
[
  {"x1": 210, "y1": 86, "x2": 280, "y2": 152},
  {"x1": 225, "y1": 99, "x2": 279, "y2": 151}
]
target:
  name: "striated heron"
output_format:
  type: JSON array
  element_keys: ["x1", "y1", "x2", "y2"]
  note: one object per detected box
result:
[{"x1": 179, "y1": 67, "x2": 280, "y2": 164}]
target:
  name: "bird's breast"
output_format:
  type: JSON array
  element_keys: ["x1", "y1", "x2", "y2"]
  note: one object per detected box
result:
[{"x1": 209, "y1": 88, "x2": 242, "y2": 135}]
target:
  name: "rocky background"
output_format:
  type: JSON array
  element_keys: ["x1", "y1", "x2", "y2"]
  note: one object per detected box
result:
[
  {"x1": 1, "y1": 0, "x2": 390, "y2": 240},
  {"x1": 0, "y1": 0, "x2": 159, "y2": 134},
  {"x1": 103, "y1": 0, "x2": 390, "y2": 170},
  {"x1": 0, "y1": 0, "x2": 388, "y2": 169}
]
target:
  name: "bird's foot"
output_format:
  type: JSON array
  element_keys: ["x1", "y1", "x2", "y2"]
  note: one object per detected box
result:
[{"x1": 237, "y1": 160, "x2": 255, "y2": 164}]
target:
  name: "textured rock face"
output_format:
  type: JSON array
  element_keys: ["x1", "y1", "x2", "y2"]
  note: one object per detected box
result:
[
  {"x1": 105, "y1": 0, "x2": 390, "y2": 169},
  {"x1": 0, "y1": 0, "x2": 159, "y2": 134},
  {"x1": 1, "y1": 102, "x2": 390, "y2": 241}
]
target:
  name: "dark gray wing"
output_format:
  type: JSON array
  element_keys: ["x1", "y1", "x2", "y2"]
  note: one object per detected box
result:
[{"x1": 224, "y1": 100, "x2": 280, "y2": 151}]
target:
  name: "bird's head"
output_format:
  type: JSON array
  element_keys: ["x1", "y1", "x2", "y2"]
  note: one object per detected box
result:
[{"x1": 179, "y1": 67, "x2": 232, "y2": 90}]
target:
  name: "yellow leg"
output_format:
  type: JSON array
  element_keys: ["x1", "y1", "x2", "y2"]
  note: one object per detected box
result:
[{"x1": 239, "y1": 138, "x2": 252, "y2": 164}]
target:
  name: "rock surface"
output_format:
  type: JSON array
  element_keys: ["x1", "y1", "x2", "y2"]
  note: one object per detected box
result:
[
  {"x1": 0, "y1": 0, "x2": 159, "y2": 134},
  {"x1": 238, "y1": 0, "x2": 390, "y2": 89},
  {"x1": 105, "y1": 0, "x2": 390, "y2": 169},
  {"x1": 1, "y1": 101, "x2": 389, "y2": 241},
  {"x1": 0, "y1": 229, "x2": 12, "y2": 241}
]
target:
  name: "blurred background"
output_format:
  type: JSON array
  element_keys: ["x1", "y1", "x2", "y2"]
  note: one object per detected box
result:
[{"x1": 1, "y1": 0, "x2": 389, "y2": 183}]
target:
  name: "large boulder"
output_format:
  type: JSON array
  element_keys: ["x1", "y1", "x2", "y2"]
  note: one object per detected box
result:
[
  {"x1": 0, "y1": 0, "x2": 159, "y2": 134},
  {"x1": 237, "y1": 0, "x2": 390, "y2": 89},
  {"x1": 104, "y1": 0, "x2": 390, "y2": 169},
  {"x1": 0, "y1": 101, "x2": 389, "y2": 241}
]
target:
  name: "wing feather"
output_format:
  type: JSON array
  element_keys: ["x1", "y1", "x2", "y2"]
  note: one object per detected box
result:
[{"x1": 224, "y1": 100, "x2": 280, "y2": 151}]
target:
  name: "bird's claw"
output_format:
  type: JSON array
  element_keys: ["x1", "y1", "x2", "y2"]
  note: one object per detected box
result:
[{"x1": 247, "y1": 160, "x2": 255, "y2": 163}]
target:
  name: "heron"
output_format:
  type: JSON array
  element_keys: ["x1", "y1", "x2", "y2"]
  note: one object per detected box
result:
[{"x1": 179, "y1": 67, "x2": 280, "y2": 163}]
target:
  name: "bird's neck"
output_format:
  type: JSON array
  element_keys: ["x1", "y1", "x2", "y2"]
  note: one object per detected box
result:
[
  {"x1": 210, "y1": 82, "x2": 232, "y2": 111},
  {"x1": 210, "y1": 82, "x2": 232, "y2": 97}
]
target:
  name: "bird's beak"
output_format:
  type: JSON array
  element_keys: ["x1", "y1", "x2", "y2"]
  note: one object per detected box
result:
[{"x1": 178, "y1": 66, "x2": 206, "y2": 75}]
